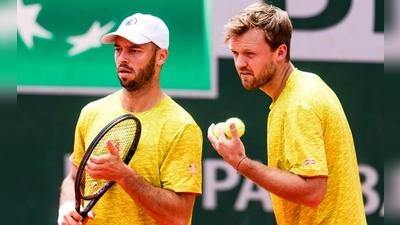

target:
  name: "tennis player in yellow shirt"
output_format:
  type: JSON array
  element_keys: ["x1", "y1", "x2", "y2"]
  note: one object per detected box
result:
[
  {"x1": 58, "y1": 13, "x2": 202, "y2": 225},
  {"x1": 208, "y1": 3, "x2": 367, "y2": 225}
]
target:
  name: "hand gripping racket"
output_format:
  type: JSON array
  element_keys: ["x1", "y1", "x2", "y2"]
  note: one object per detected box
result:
[{"x1": 74, "y1": 114, "x2": 141, "y2": 221}]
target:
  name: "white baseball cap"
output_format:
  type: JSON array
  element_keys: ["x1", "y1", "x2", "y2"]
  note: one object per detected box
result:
[{"x1": 102, "y1": 13, "x2": 169, "y2": 49}]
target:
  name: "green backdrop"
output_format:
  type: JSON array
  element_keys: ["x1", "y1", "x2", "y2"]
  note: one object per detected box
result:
[{"x1": 17, "y1": 0, "x2": 210, "y2": 93}]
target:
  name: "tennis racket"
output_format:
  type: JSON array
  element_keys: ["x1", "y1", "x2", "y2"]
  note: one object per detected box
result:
[{"x1": 74, "y1": 114, "x2": 141, "y2": 222}]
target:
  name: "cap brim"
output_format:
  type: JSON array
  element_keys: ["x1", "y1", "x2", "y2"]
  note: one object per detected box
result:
[{"x1": 101, "y1": 31, "x2": 151, "y2": 45}]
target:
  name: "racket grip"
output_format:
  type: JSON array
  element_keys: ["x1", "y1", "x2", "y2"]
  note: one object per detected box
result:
[
  {"x1": 80, "y1": 197, "x2": 98, "y2": 221},
  {"x1": 80, "y1": 210, "x2": 89, "y2": 221}
]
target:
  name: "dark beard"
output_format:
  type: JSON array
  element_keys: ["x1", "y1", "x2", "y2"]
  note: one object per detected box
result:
[{"x1": 118, "y1": 52, "x2": 157, "y2": 92}]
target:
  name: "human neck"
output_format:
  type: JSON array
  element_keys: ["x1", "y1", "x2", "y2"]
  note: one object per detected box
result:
[
  {"x1": 261, "y1": 62, "x2": 294, "y2": 102},
  {"x1": 120, "y1": 86, "x2": 165, "y2": 113}
]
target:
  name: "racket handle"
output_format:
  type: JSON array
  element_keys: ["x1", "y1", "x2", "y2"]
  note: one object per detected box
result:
[
  {"x1": 80, "y1": 181, "x2": 116, "y2": 221},
  {"x1": 80, "y1": 198, "x2": 98, "y2": 221}
]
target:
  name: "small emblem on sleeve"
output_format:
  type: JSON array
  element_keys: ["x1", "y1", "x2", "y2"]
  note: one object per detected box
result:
[
  {"x1": 188, "y1": 163, "x2": 198, "y2": 175},
  {"x1": 304, "y1": 159, "x2": 316, "y2": 166}
]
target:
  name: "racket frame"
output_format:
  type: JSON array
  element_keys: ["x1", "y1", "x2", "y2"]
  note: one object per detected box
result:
[{"x1": 74, "y1": 114, "x2": 141, "y2": 218}]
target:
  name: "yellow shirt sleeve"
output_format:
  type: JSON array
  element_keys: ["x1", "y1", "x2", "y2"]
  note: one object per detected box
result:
[{"x1": 284, "y1": 106, "x2": 328, "y2": 177}]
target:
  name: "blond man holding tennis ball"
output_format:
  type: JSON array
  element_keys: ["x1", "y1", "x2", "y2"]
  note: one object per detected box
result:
[{"x1": 208, "y1": 2, "x2": 366, "y2": 225}]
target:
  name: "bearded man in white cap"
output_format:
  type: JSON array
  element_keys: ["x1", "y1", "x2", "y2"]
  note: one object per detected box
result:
[{"x1": 57, "y1": 13, "x2": 203, "y2": 225}]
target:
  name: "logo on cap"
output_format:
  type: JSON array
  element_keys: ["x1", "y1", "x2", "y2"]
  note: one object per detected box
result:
[{"x1": 124, "y1": 17, "x2": 137, "y2": 26}]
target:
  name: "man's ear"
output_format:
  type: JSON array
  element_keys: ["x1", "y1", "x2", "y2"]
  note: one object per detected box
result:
[
  {"x1": 276, "y1": 44, "x2": 287, "y2": 62},
  {"x1": 157, "y1": 48, "x2": 168, "y2": 65}
]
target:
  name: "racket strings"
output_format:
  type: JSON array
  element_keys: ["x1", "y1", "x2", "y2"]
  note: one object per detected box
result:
[{"x1": 80, "y1": 119, "x2": 139, "y2": 199}]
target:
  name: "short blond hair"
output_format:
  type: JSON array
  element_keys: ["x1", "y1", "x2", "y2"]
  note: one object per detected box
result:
[{"x1": 223, "y1": 3, "x2": 292, "y2": 61}]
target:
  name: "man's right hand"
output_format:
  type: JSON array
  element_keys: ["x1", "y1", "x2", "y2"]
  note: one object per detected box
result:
[{"x1": 57, "y1": 202, "x2": 95, "y2": 225}]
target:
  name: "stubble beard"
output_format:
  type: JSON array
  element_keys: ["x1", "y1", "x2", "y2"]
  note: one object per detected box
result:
[
  {"x1": 241, "y1": 62, "x2": 277, "y2": 90},
  {"x1": 118, "y1": 52, "x2": 157, "y2": 92}
]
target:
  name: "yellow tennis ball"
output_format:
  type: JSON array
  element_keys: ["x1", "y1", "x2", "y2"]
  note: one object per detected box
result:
[
  {"x1": 213, "y1": 122, "x2": 225, "y2": 139},
  {"x1": 224, "y1": 117, "x2": 245, "y2": 139}
]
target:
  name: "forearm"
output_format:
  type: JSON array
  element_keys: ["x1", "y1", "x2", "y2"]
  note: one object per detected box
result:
[
  {"x1": 59, "y1": 175, "x2": 76, "y2": 206},
  {"x1": 117, "y1": 165, "x2": 194, "y2": 225},
  {"x1": 238, "y1": 158, "x2": 326, "y2": 208}
]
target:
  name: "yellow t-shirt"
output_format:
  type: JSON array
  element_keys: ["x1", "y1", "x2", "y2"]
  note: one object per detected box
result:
[
  {"x1": 268, "y1": 69, "x2": 367, "y2": 225},
  {"x1": 72, "y1": 90, "x2": 203, "y2": 225}
]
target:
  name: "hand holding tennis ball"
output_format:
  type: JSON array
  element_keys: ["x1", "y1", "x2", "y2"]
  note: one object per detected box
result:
[
  {"x1": 213, "y1": 122, "x2": 225, "y2": 139},
  {"x1": 224, "y1": 117, "x2": 245, "y2": 139},
  {"x1": 213, "y1": 117, "x2": 245, "y2": 139}
]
